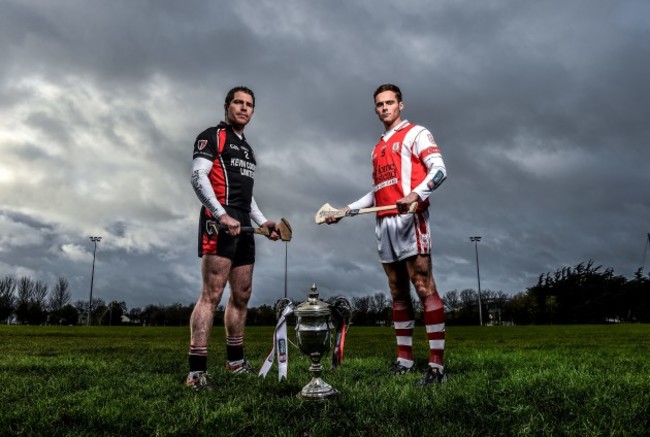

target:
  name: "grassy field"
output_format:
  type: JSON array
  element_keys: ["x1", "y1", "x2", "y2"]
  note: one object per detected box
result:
[{"x1": 1, "y1": 324, "x2": 649, "y2": 436}]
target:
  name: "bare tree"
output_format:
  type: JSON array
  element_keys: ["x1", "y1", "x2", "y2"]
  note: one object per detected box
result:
[
  {"x1": 49, "y1": 277, "x2": 71, "y2": 312},
  {"x1": 0, "y1": 276, "x2": 16, "y2": 295},
  {"x1": 17, "y1": 276, "x2": 35, "y2": 305},
  {"x1": 352, "y1": 296, "x2": 371, "y2": 314},
  {"x1": 33, "y1": 281, "x2": 48, "y2": 306},
  {"x1": 128, "y1": 307, "x2": 142, "y2": 323},
  {"x1": 442, "y1": 290, "x2": 461, "y2": 315},
  {"x1": 352, "y1": 296, "x2": 371, "y2": 324},
  {"x1": 371, "y1": 292, "x2": 389, "y2": 313},
  {"x1": 74, "y1": 299, "x2": 88, "y2": 314},
  {"x1": 15, "y1": 277, "x2": 47, "y2": 324},
  {"x1": 459, "y1": 288, "x2": 477, "y2": 308},
  {"x1": 74, "y1": 297, "x2": 105, "y2": 325},
  {"x1": 15, "y1": 277, "x2": 34, "y2": 323},
  {"x1": 91, "y1": 298, "x2": 106, "y2": 325},
  {"x1": 0, "y1": 276, "x2": 17, "y2": 322}
]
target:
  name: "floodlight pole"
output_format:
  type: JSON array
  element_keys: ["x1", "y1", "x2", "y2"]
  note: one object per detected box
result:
[
  {"x1": 470, "y1": 236, "x2": 483, "y2": 326},
  {"x1": 642, "y1": 232, "x2": 650, "y2": 273},
  {"x1": 88, "y1": 236, "x2": 102, "y2": 326}
]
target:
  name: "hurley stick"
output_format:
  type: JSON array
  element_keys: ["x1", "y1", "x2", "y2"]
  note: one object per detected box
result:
[
  {"x1": 211, "y1": 217, "x2": 292, "y2": 241},
  {"x1": 315, "y1": 202, "x2": 417, "y2": 224}
]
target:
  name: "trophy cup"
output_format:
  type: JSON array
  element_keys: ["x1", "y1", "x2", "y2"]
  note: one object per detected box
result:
[{"x1": 294, "y1": 284, "x2": 338, "y2": 400}]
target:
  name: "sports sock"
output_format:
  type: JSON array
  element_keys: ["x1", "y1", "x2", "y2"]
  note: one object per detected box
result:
[
  {"x1": 423, "y1": 293, "x2": 445, "y2": 371},
  {"x1": 392, "y1": 299, "x2": 414, "y2": 367},
  {"x1": 188, "y1": 345, "x2": 208, "y2": 372},
  {"x1": 226, "y1": 335, "x2": 244, "y2": 364}
]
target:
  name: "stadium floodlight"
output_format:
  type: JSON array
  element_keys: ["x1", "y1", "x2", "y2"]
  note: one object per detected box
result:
[
  {"x1": 469, "y1": 236, "x2": 483, "y2": 326},
  {"x1": 88, "y1": 236, "x2": 102, "y2": 326}
]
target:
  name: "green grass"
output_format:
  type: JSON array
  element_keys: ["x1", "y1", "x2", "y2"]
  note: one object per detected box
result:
[{"x1": 1, "y1": 325, "x2": 649, "y2": 436}]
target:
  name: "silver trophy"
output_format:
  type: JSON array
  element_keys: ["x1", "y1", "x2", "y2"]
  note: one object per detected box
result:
[{"x1": 294, "y1": 284, "x2": 341, "y2": 400}]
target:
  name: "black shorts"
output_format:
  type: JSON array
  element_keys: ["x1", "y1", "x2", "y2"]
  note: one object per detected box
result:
[{"x1": 198, "y1": 206, "x2": 255, "y2": 266}]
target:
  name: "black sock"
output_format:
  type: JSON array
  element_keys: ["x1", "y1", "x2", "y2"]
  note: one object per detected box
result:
[{"x1": 189, "y1": 345, "x2": 208, "y2": 372}]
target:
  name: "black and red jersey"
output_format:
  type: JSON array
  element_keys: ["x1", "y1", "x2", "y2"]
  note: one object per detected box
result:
[{"x1": 192, "y1": 122, "x2": 256, "y2": 212}]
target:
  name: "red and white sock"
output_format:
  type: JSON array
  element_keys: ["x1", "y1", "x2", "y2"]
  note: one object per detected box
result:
[
  {"x1": 423, "y1": 293, "x2": 445, "y2": 372},
  {"x1": 392, "y1": 299, "x2": 414, "y2": 368}
]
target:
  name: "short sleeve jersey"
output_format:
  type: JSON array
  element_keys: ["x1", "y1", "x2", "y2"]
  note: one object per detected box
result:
[{"x1": 192, "y1": 122, "x2": 257, "y2": 212}]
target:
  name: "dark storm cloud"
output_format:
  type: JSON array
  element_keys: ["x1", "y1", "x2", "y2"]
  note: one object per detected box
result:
[{"x1": 0, "y1": 0, "x2": 648, "y2": 310}]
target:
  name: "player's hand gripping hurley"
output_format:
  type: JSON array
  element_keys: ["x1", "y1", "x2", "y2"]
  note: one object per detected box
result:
[
  {"x1": 315, "y1": 202, "x2": 417, "y2": 224},
  {"x1": 210, "y1": 217, "x2": 293, "y2": 241}
]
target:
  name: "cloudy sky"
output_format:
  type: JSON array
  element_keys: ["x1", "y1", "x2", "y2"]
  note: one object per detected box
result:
[{"x1": 1, "y1": 0, "x2": 649, "y2": 310}]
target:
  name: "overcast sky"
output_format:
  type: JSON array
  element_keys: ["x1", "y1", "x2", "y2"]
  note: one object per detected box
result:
[{"x1": 1, "y1": 0, "x2": 649, "y2": 310}]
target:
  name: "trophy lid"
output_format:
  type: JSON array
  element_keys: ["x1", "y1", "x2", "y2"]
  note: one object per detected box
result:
[{"x1": 294, "y1": 284, "x2": 331, "y2": 317}]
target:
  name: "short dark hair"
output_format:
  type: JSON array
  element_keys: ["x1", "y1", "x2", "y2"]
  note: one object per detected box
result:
[
  {"x1": 373, "y1": 84, "x2": 402, "y2": 102},
  {"x1": 224, "y1": 86, "x2": 255, "y2": 109}
]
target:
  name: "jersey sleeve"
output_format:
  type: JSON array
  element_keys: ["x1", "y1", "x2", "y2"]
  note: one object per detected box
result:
[
  {"x1": 249, "y1": 196, "x2": 268, "y2": 226},
  {"x1": 191, "y1": 157, "x2": 227, "y2": 219},
  {"x1": 347, "y1": 191, "x2": 375, "y2": 210},
  {"x1": 412, "y1": 128, "x2": 447, "y2": 200},
  {"x1": 192, "y1": 130, "x2": 218, "y2": 162}
]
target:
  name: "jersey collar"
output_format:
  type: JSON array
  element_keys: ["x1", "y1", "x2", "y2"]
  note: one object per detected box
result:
[
  {"x1": 381, "y1": 120, "x2": 409, "y2": 141},
  {"x1": 218, "y1": 121, "x2": 246, "y2": 140}
]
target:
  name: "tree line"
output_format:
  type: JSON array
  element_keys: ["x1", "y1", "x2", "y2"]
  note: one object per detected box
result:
[{"x1": 1, "y1": 261, "x2": 648, "y2": 326}]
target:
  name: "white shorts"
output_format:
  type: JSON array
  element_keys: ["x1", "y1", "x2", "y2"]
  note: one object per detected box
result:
[{"x1": 375, "y1": 210, "x2": 431, "y2": 263}]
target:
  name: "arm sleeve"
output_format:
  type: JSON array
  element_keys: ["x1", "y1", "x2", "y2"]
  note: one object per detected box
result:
[
  {"x1": 191, "y1": 157, "x2": 227, "y2": 219},
  {"x1": 347, "y1": 191, "x2": 375, "y2": 210},
  {"x1": 411, "y1": 128, "x2": 447, "y2": 200},
  {"x1": 249, "y1": 196, "x2": 268, "y2": 226}
]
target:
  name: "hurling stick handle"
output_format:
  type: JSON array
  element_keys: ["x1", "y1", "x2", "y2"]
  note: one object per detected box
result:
[
  {"x1": 211, "y1": 223, "x2": 265, "y2": 235},
  {"x1": 316, "y1": 201, "x2": 417, "y2": 223},
  {"x1": 351, "y1": 202, "x2": 418, "y2": 215},
  {"x1": 353, "y1": 205, "x2": 396, "y2": 214},
  {"x1": 211, "y1": 222, "x2": 293, "y2": 241}
]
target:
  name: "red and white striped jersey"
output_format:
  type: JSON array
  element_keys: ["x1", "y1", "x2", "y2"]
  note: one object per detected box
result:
[{"x1": 371, "y1": 120, "x2": 446, "y2": 216}]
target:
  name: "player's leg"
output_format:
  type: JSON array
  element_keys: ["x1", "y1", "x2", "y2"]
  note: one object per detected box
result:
[
  {"x1": 376, "y1": 215, "x2": 417, "y2": 373},
  {"x1": 383, "y1": 261, "x2": 416, "y2": 373},
  {"x1": 224, "y1": 263, "x2": 255, "y2": 373},
  {"x1": 407, "y1": 254, "x2": 446, "y2": 384},
  {"x1": 187, "y1": 254, "x2": 231, "y2": 389}
]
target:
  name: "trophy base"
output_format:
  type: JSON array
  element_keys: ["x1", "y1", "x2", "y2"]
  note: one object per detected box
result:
[{"x1": 297, "y1": 377, "x2": 339, "y2": 401}]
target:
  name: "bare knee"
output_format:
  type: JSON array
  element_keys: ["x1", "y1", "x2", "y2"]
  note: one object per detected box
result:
[
  {"x1": 227, "y1": 264, "x2": 254, "y2": 310},
  {"x1": 200, "y1": 255, "x2": 230, "y2": 306},
  {"x1": 199, "y1": 283, "x2": 224, "y2": 308},
  {"x1": 411, "y1": 276, "x2": 429, "y2": 296},
  {"x1": 230, "y1": 285, "x2": 252, "y2": 309}
]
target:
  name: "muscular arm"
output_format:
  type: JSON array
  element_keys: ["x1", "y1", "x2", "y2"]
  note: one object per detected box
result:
[{"x1": 191, "y1": 157, "x2": 227, "y2": 219}]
